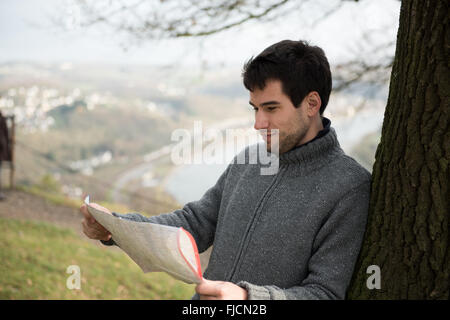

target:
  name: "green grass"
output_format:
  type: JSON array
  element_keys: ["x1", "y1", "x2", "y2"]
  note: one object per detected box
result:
[
  {"x1": 0, "y1": 217, "x2": 195, "y2": 299},
  {"x1": 17, "y1": 185, "x2": 82, "y2": 209},
  {"x1": 17, "y1": 185, "x2": 141, "y2": 216}
]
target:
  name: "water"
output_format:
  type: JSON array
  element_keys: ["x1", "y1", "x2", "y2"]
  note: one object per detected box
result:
[
  {"x1": 165, "y1": 163, "x2": 229, "y2": 204},
  {"x1": 165, "y1": 107, "x2": 385, "y2": 204}
]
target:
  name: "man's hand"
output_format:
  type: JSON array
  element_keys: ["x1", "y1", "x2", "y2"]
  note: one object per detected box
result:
[
  {"x1": 80, "y1": 203, "x2": 112, "y2": 241},
  {"x1": 195, "y1": 279, "x2": 248, "y2": 300}
]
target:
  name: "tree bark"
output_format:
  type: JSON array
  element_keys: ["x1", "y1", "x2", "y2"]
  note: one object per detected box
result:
[{"x1": 347, "y1": 0, "x2": 449, "y2": 299}]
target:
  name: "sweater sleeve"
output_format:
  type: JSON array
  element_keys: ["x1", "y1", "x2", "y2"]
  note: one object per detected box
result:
[
  {"x1": 101, "y1": 164, "x2": 231, "y2": 253},
  {"x1": 237, "y1": 180, "x2": 371, "y2": 300}
]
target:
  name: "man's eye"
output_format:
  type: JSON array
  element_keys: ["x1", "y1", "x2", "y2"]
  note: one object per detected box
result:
[{"x1": 267, "y1": 107, "x2": 277, "y2": 111}]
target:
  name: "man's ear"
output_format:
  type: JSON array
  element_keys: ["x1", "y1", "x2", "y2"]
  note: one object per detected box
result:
[{"x1": 306, "y1": 92, "x2": 322, "y2": 116}]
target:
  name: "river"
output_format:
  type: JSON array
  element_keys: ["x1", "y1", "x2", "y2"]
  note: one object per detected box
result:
[{"x1": 164, "y1": 106, "x2": 385, "y2": 204}]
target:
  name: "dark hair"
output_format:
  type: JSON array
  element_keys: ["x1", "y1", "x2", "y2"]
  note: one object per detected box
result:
[{"x1": 242, "y1": 40, "x2": 332, "y2": 114}]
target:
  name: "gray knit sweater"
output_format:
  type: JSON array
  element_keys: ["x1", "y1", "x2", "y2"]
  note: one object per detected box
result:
[{"x1": 109, "y1": 127, "x2": 371, "y2": 300}]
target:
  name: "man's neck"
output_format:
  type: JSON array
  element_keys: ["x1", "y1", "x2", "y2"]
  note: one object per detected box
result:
[{"x1": 296, "y1": 116, "x2": 324, "y2": 147}]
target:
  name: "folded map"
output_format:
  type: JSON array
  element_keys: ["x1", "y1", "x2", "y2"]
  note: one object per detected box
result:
[{"x1": 84, "y1": 196, "x2": 203, "y2": 284}]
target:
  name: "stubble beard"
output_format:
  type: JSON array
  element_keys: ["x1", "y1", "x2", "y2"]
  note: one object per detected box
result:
[{"x1": 267, "y1": 125, "x2": 309, "y2": 155}]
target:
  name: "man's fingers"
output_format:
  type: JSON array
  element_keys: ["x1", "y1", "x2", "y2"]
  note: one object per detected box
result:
[
  {"x1": 82, "y1": 219, "x2": 97, "y2": 238},
  {"x1": 195, "y1": 280, "x2": 247, "y2": 300},
  {"x1": 195, "y1": 279, "x2": 223, "y2": 297},
  {"x1": 80, "y1": 204, "x2": 95, "y2": 223},
  {"x1": 80, "y1": 203, "x2": 112, "y2": 241},
  {"x1": 81, "y1": 217, "x2": 111, "y2": 241},
  {"x1": 81, "y1": 219, "x2": 94, "y2": 238}
]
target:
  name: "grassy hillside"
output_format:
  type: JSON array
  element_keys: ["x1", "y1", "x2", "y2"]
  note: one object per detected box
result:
[{"x1": 0, "y1": 217, "x2": 195, "y2": 299}]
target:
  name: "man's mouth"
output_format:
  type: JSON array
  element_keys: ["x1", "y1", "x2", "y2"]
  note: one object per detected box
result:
[
  {"x1": 258, "y1": 130, "x2": 278, "y2": 142},
  {"x1": 262, "y1": 133, "x2": 277, "y2": 142}
]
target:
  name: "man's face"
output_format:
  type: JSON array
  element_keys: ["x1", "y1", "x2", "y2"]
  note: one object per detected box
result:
[{"x1": 249, "y1": 79, "x2": 312, "y2": 154}]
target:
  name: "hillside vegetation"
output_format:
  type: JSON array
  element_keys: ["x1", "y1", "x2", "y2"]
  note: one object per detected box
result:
[
  {"x1": 0, "y1": 188, "x2": 195, "y2": 300},
  {"x1": 0, "y1": 217, "x2": 195, "y2": 299}
]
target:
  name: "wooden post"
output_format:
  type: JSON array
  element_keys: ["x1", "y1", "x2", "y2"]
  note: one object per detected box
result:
[{"x1": 9, "y1": 115, "x2": 15, "y2": 189}]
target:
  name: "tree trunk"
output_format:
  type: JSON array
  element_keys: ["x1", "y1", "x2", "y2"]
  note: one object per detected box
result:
[{"x1": 347, "y1": 0, "x2": 449, "y2": 299}]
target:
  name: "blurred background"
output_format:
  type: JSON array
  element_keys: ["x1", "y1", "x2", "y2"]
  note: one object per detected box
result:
[{"x1": 0, "y1": 0, "x2": 400, "y2": 299}]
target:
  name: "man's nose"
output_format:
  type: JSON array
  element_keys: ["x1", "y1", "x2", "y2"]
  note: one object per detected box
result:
[{"x1": 254, "y1": 111, "x2": 269, "y2": 130}]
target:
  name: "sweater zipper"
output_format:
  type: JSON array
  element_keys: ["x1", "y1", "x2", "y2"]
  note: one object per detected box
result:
[{"x1": 227, "y1": 165, "x2": 287, "y2": 282}]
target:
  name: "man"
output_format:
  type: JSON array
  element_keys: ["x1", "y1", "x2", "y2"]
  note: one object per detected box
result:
[{"x1": 81, "y1": 40, "x2": 371, "y2": 300}]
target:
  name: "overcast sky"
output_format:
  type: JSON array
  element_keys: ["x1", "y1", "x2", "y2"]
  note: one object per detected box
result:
[{"x1": 0, "y1": 0, "x2": 400, "y2": 68}]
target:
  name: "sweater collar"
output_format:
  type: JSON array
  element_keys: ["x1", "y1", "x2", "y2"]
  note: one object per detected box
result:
[
  {"x1": 291, "y1": 117, "x2": 331, "y2": 150},
  {"x1": 278, "y1": 118, "x2": 341, "y2": 165}
]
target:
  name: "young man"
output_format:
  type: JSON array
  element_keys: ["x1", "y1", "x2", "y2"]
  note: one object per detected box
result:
[{"x1": 81, "y1": 40, "x2": 371, "y2": 300}]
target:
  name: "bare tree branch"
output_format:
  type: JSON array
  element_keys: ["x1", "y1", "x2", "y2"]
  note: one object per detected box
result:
[
  {"x1": 60, "y1": 0, "x2": 395, "y2": 92},
  {"x1": 175, "y1": 0, "x2": 290, "y2": 37},
  {"x1": 71, "y1": 0, "x2": 293, "y2": 40}
]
